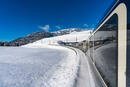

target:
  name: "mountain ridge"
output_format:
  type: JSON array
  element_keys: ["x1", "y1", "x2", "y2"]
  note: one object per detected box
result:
[{"x1": 0, "y1": 28, "x2": 90, "y2": 46}]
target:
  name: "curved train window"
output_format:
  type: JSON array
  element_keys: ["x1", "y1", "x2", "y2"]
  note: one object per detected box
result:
[
  {"x1": 94, "y1": 14, "x2": 118, "y2": 87},
  {"x1": 124, "y1": 0, "x2": 130, "y2": 86}
]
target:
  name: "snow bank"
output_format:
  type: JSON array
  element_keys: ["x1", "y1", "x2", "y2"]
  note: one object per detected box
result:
[
  {"x1": 39, "y1": 47, "x2": 79, "y2": 87},
  {"x1": 23, "y1": 44, "x2": 80, "y2": 87},
  {"x1": 0, "y1": 45, "x2": 79, "y2": 87}
]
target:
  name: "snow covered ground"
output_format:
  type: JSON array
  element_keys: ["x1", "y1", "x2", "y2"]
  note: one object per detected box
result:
[
  {"x1": 0, "y1": 30, "x2": 92, "y2": 87},
  {"x1": 0, "y1": 46, "x2": 79, "y2": 87}
]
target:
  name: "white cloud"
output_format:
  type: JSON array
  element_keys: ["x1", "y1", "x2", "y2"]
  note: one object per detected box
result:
[
  {"x1": 55, "y1": 26, "x2": 61, "y2": 29},
  {"x1": 83, "y1": 24, "x2": 88, "y2": 27},
  {"x1": 39, "y1": 25, "x2": 50, "y2": 32}
]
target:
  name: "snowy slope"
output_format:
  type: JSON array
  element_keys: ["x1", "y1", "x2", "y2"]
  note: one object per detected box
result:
[
  {"x1": 0, "y1": 46, "x2": 79, "y2": 87},
  {"x1": 23, "y1": 30, "x2": 92, "y2": 47}
]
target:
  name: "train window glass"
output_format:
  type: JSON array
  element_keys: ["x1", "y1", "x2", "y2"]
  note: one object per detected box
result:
[
  {"x1": 86, "y1": 40, "x2": 90, "y2": 55},
  {"x1": 124, "y1": 0, "x2": 130, "y2": 86},
  {"x1": 89, "y1": 36, "x2": 94, "y2": 60},
  {"x1": 94, "y1": 14, "x2": 118, "y2": 87}
]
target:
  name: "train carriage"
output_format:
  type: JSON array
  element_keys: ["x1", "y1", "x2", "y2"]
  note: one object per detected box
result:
[{"x1": 86, "y1": 0, "x2": 130, "y2": 87}]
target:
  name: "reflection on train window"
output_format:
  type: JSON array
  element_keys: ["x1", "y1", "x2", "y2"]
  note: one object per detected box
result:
[
  {"x1": 93, "y1": 14, "x2": 118, "y2": 87},
  {"x1": 89, "y1": 36, "x2": 94, "y2": 61},
  {"x1": 125, "y1": 0, "x2": 130, "y2": 86},
  {"x1": 127, "y1": 23, "x2": 130, "y2": 87}
]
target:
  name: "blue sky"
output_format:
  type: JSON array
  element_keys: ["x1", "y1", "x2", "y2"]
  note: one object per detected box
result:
[{"x1": 0, "y1": 0, "x2": 114, "y2": 41}]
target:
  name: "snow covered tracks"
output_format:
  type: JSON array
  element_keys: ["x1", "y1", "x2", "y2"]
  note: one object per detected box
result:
[
  {"x1": 66, "y1": 47, "x2": 95, "y2": 87},
  {"x1": 68, "y1": 47, "x2": 105, "y2": 87}
]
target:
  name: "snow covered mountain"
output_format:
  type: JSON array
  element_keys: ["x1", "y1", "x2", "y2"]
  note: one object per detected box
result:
[
  {"x1": 0, "y1": 28, "x2": 92, "y2": 46},
  {"x1": 23, "y1": 29, "x2": 93, "y2": 47},
  {"x1": 0, "y1": 31, "x2": 54, "y2": 46}
]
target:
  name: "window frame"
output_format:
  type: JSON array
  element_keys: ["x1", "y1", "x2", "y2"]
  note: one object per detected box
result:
[{"x1": 88, "y1": 3, "x2": 127, "y2": 87}]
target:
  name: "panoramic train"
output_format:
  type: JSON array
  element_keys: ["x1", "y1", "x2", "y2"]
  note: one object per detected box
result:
[{"x1": 85, "y1": 0, "x2": 129, "y2": 87}]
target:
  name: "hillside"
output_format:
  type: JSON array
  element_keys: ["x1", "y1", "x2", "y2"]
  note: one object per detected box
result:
[
  {"x1": 0, "y1": 28, "x2": 92, "y2": 46},
  {"x1": 23, "y1": 30, "x2": 92, "y2": 47},
  {"x1": 0, "y1": 31, "x2": 54, "y2": 46}
]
